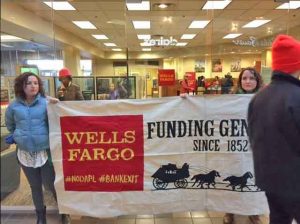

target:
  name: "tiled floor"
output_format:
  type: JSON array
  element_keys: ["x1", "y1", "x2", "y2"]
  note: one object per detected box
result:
[{"x1": 1, "y1": 210, "x2": 271, "y2": 224}]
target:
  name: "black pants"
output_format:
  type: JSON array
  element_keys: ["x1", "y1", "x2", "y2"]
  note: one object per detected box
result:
[
  {"x1": 266, "y1": 192, "x2": 300, "y2": 224},
  {"x1": 21, "y1": 160, "x2": 57, "y2": 210}
]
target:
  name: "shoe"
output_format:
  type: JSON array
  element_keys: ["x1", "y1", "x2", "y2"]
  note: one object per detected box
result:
[
  {"x1": 61, "y1": 214, "x2": 71, "y2": 224},
  {"x1": 36, "y1": 206, "x2": 46, "y2": 224},
  {"x1": 223, "y1": 213, "x2": 234, "y2": 224},
  {"x1": 249, "y1": 215, "x2": 263, "y2": 224}
]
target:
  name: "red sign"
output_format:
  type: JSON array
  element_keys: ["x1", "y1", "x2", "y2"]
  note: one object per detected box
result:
[
  {"x1": 60, "y1": 115, "x2": 144, "y2": 192},
  {"x1": 184, "y1": 72, "x2": 196, "y2": 91},
  {"x1": 158, "y1": 69, "x2": 175, "y2": 86}
]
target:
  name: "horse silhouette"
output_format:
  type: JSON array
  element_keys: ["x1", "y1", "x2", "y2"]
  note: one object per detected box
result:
[
  {"x1": 223, "y1": 171, "x2": 253, "y2": 191},
  {"x1": 191, "y1": 170, "x2": 221, "y2": 188}
]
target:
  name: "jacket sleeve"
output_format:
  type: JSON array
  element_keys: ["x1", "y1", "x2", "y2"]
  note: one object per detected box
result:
[
  {"x1": 75, "y1": 86, "x2": 84, "y2": 101},
  {"x1": 286, "y1": 94, "x2": 300, "y2": 155},
  {"x1": 247, "y1": 98, "x2": 254, "y2": 148},
  {"x1": 5, "y1": 105, "x2": 15, "y2": 133}
]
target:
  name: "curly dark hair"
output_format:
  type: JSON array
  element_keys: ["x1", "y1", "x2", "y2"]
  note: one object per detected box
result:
[
  {"x1": 237, "y1": 67, "x2": 263, "y2": 93},
  {"x1": 14, "y1": 72, "x2": 45, "y2": 99}
]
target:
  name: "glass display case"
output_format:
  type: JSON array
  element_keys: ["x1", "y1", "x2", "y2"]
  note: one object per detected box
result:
[
  {"x1": 96, "y1": 76, "x2": 136, "y2": 100},
  {"x1": 54, "y1": 76, "x2": 95, "y2": 100}
]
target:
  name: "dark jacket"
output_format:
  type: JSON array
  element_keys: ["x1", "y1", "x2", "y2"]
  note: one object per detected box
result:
[
  {"x1": 56, "y1": 83, "x2": 84, "y2": 101},
  {"x1": 247, "y1": 72, "x2": 300, "y2": 198}
]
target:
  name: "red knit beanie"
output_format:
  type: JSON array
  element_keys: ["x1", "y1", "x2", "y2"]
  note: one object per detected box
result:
[
  {"x1": 272, "y1": 34, "x2": 300, "y2": 74},
  {"x1": 59, "y1": 68, "x2": 72, "y2": 78}
]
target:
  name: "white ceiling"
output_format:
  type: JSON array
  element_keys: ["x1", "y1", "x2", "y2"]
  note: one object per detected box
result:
[{"x1": 2, "y1": 0, "x2": 300, "y2": 55}]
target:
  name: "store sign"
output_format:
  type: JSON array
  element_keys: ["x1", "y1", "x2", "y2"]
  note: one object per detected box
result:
[
  {"x1": 144, "y1": 37, "x2": 178, "y2": 46},
  {"x1": 233, "y1": 36, "x2": 274, "y2": 47},
  {"x1": 184, "y1": 72, "x2": 196, "y2": 91},
  {"x1": 48, "y1": 96, "x2": 269, "y2": 218},
  {"x1": 158, "y1": 69, "x2": 175, "y2": 86}
]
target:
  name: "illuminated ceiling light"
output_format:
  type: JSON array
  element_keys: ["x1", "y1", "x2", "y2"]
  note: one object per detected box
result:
[
  {"x1": 188, "y1": 20, "x2": 210, "y2": 28},
  {"x1": 202, "y1": 0, "x2": 232, "y2": 10},
  {"x1": 142, "y1": 48, "x2": 151, "y2": 51},
  {"x1": 152, "y1": 3, "x2": 175, "y2": 9},
  {"x1": 181, "y1": 34, "x2": 196, "y2": 39},
  {"x1": 132, "y1": 21, "x2": 151, "y2": 29},
  {"x1": 267, "y1": 27, "x2": 273, "y2": 34},
  {"x1": 176, "y1": 42, "x2": 188, "y2": 46},
  {"x1": 163, "y1": 17, "x2": 173, "y2": 22},
  {"x1": 276, "y1": 1, "x2": 300, "y2": 9},
  {"x1": 1, "y1": 35, "x2": 28, "y2": 42},
  {"x1": 126, "y1": 1, "x2": 150, "y2": 10},
  {"x1": 223, "y1": 33, "x2": 242, "y2": 39},
  {"x1": 112, "y1": 48, "x2": 122, "y2": 51},
  {"x1": 231, "y1": 23, "x2": 238, "y2": 31},
  {"x1": 158, "y1": 3, "x2": 168, "y2": 9},
  {"x1": 72, "y1": 21, "x2": 96, "y2": 29},
  {"x1": 104, "y1": 43, "x2": 117, "y2": 47},
  {"x1": 92, "y1": 35, "x2": 108, "y2": 40},
  {"x1": 242, "y1": 20, "x2": 271, "y2": 28},
  {"x1": 43, "y1": 1, "x2": 76, "y2": 10},
  {"x1": 137, "y1": 34, "x2": 151, "y2": 40}
]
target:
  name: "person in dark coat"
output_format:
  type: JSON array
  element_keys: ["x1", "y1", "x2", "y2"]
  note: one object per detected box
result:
[
  {"x1": 56, "y1": 68, "x2": 84, "y2": 101},
  {"x1": 247, "y1": 34, "x2": 300, "y2": 224}
]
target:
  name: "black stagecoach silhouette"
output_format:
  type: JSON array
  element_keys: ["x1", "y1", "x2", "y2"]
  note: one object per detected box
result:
[{"x1": 151, "y1": 163, "x2": 190, "y2": 189}]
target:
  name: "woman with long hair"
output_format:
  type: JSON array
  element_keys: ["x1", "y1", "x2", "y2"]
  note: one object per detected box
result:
[
  {"x1": 5, "y1": 72, "x2": 58, "y2": 224},
  {"x1": 224, "y1": 67, "x2": 263, "y2": 224}
]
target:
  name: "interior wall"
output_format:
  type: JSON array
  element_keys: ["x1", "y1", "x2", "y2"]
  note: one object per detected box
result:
[
  {"x1": 92, "y1": 58, "x2": 114, "y2": 76},
  {"x1": 163, "y1": 53, "x2": 261, "y2": 80}
]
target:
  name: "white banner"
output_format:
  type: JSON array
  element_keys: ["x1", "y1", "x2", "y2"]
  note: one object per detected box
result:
[{"x1": 48, "y1": 95, "x2": 269, "y2": 217}]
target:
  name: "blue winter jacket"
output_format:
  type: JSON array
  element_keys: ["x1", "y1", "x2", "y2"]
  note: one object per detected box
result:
[{"x1": 5, "y1": 94, "x2": 50, "y2": 152}]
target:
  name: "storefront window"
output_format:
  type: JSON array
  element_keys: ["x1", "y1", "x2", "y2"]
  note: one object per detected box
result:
[{"x1": 1, "y1": 0, "x2": 300, "y2": 209}]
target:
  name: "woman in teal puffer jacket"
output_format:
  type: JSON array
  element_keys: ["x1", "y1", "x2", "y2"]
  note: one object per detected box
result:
[{"x1": 5, "y1": 72, "x2": 58, "y2": 224}]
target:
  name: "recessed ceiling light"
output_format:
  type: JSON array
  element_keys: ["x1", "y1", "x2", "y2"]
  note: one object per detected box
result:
[
  {"x1": 1, "y1": 35, "x2": 28, "y2": 42},
  {"x1": 126, "y1": 1, "x2": 150, "y2": 11},
  {"x1": 181, "y1": 34, "x2": 196, "y2": 39},
  {"x1": 163, "y1": 17, "x2": 173, "y2": 22},
  {"x1": 188, "y1": 20, "x2": 210, "y2": 29},
  {"x1": 242, "y1": 20, "x2": 271, "y2": 28},
  {"x1": 276, "y1": 1, "x2": 300, "y2": 9},
  {"x1": 112, "y1": 48, "x2": 122, "y2": 51},
  {"x1": 72, "y1": 21, "x2": 96, "y2": 29},
  {"x1": 43, "y1": 1, "x2": 76, "y2": 10},
  {"x1": 92, "y1": 35, "x2": 108, "y2": 40},
  {"x1": 142, "y1": 48, "x2": 151, "y2": 51},
  {"x1": 132, "y1": 21, "x2": 151, "y2": 29},
  {"x1": 158, "y1": 3, "x2": 168, "y2": 9},
  {"x1": 223, "y1": 33, "x2": 242, "y2": 39},
  {"x1": 137, "y1": 34, "x2": 151, "y2": 40},
  {"x1": 202, "y1": 0, "x2": 232, "y2": 10},
  {"x1": 104, "y1": 43, "x2": 117, "y2": 47},
  {"x1": 176, "y1": 42, "x2": 188, "y2": 46}
]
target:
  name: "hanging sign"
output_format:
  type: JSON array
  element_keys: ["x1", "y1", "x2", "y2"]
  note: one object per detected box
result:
[
  {"x1": 184, "y1": 72, "x2": 196, "y2": 91},
  {"x1": 158, "y1": 69, "x2": 175, "y2": 86}
]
